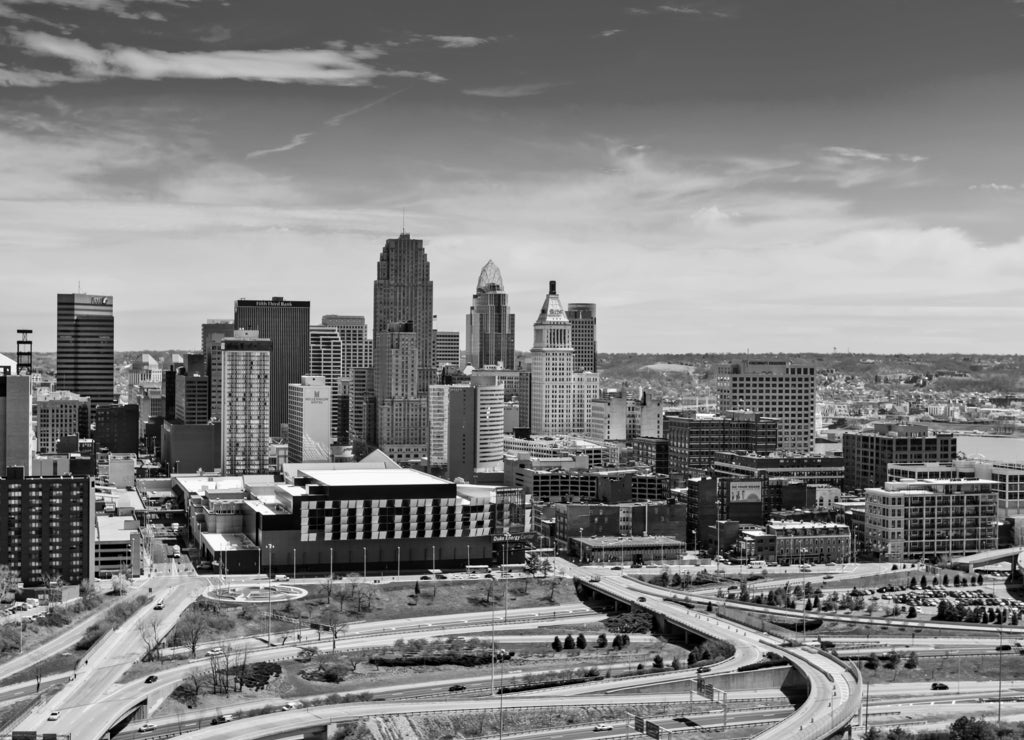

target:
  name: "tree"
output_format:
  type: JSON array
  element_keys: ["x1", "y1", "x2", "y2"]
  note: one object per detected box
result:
[
  {"x1": 671, "y1": 656, "x2": 682, "y2": 670},
  {"x1": 576, "y1": 633, "x2": 588, "y2": 649},
  {"x1": 322, "y1": 607, "x2": 348, "y2": 651},
  {"x1": 564, "y1": 634, "x2": 576, "y2": 650},
  {"x1": 653, "y1": 654, "x2": 664, "y2": 669},
  {"x1": 943, "y1": 574, "x2": 950, "y2": 587},
  {"x1": 175, "y1": 611, "x2": 211, "y2": 658},
  {"x1": 414, "y1": 580, "x2": 420, "y2": 596},
  {"x1": 904, "y1": 651, "x2": 919, "y2": 670},
  {"x1": 909, "y1": 577, "x2": 918, "y2": 589},
  {"x1": 864, "y1": 652, "x2": 879, "y2": 671},
  {"x1": 137, "y1": 616, "x2": 163, "y2": 662},
  {"x1": 538, "y1": 558, "x2": 554, "y2": 579},
  {"x1": 552, "y1": 636, "x2": 563, "y2": 652},
  {"x1": 596, "y1": 633, "x2": 608, "y2": 648},
  {"x1": 0, "y1": 565, "x2": 15, "y2": 607},
  {"x1": 612, "y1": 634, "x2": 623, "y2": 650},
  {"x1": 977, "y1": 574, "x2": 984, "y2": 586},
  {"x1": 671, "y1": 572, "x2": 682, "y2": 587},
  {"x1": 907, "y1": 605, "x2": 917, "y2": 619},
  {"x1": 863, "y1": 727, "x2": 883, "y2": 740},
  {"x1": 658, "y1": 570, "x2": 670, "y2": 587},
  {"x1": 949, "y1": 716, "x2": 997, "y2": 740}
]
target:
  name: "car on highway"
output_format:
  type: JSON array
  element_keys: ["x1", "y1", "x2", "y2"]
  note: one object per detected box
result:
[
  {"x1": 449, "y1": 684, "x2": 467, "y2": 692},
  {"x1": 206, "y1": 647, "x2": 225, "y2": 657},
  {"x1": 696, "y1": 666, "x2": 712, "y2": 674},
  {"x1": 419, "y1": 575, "x2": 431, "y2": 580},
  {"x1": 931, "y1": 682, "x2": 949, "y2": 690},
  {"x1": 594, "y1": 723, "x2": 614, "y2": 731},
  {"x1": 637, "y1": 596, "x2": 647, "y2": 602},
  {"x1": 48, "y1": 711, "x2": 60, "y2": 721},
  {"x1": 144, "y1": 675, "x2": 158, "y2": 683},
  {"x1": 610, "y1": 566, "x2": 623, "y2": 570},
  {"x1": 210, "y1": 714, "x2": 234, "y2": 724},
  {"x1": 139, "y1": 723, "x2": 157, "y2": 732}
]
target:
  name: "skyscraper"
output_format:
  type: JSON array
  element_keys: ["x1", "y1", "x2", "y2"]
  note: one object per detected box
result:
[
  {"x1": 530, "y1": 281, "x2": 575, "y2": 435},
  {"x1": 373, "y1": 233, "x2": 434, "y2": 394},
  {"x1": 448, "y1": 378, "x2": 505, "y2": 483},
  {"x1": 717, "y1": 360, "x2": 816, "y2": 454},
  {"x1": 0, "y1": 374, "x2": 31, "y2": 473},
  {"x1": 566, "y1": 303, "x2": 597, "y2": 374},
  {"x1": 234, "y1": 298, "x2": 310, "y2": 436},
  {"x1": 310, "y1": 315, "x2": 372, "y2": 441},
  {"x1": 466, "y1": 260, "x2": 516, "y2": 370},
  {"x1": 56, "y1": 293, "x2": 115, "y2": 407},
  {"x1": 201, "y1": 319, "x2": 234, "y2": 423},
  {"x1": 221, "y1": 329, "x2": 272, "y2": 475},
  {"x1": 373, "y1": 233, "x2": 433, "y2": 457}
]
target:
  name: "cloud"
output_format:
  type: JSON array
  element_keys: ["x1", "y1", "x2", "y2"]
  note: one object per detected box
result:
[
  {"x1": 198, "y1": 25, "x2": 232, "y2": 44},
  {"x1": 462, "y1": 82, "x2": 556, "y2": 98},
  {"x1": 325, "y1": 89, "x2": 404, "y2": 125},
  {"x1": 659, "y1": 5, "x2": 701, "y2": 14},
  {"x1": 423, "y1": 35, "x2": 493, "y2": 49},
  {"x1": 4, "y1": 31, "x2": 444, "y2": 87},
  {"x1": 245, "y1": 132, "x2": 314, "y2": 159},
  {"x1": 811, "y1": 145, "x2": 928, "y2": 188},
  {"x1": 597, "y1": 29, "x2": 622, "y2": 38},
  {"x1": 969, "y1": 183, "x2": 1017, "y2": 191},
  {"x1": 0, "y1": 0, "x2": 183, "y2": 21}
]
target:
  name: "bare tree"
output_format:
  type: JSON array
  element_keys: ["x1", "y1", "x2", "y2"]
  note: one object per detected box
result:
[
  {"x1": 323, "y1": 574, "x2": 334, "y2": 601},
  {"x1": 232, "y1": 645, "x2": 249, "y2": 693},
  {"x1": 137, "y1": 616, "x2": 164, "y2": 662},
  {"x1": 176, "y1": 611, "x2": 211, "y2": 657},
  {"x1": 183, "y1": 669, "x2": 206, "y2": 704},
  {"x1": 480, "y1": 579, "x2": 495, "y2": 605},
  {"x1": 0, "y1": 565, "x2": 15, "y2": 607},
  {"x1": 322, "y1": 607, "x2": 348, "y2": 651}
]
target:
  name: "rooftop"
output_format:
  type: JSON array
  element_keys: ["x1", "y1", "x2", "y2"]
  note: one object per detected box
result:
[
  {"x1": 305, "y1": 467, "x2": 450, "y2": 488},
  {"x1": 201, "y1": 532, "x2": 259, "y2": 552},
  {"x1": 95, "y1": 515, "x2": 139, "y2": 543},
  {"x1": 574, "y1": 535, "x2": 685, "y2": 546}
]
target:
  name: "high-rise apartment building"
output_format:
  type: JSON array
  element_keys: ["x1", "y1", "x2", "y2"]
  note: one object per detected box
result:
[
  {"x1": 93, "y1": 404, "x2": 139, "y2": 453},
  {"x1": 349, "y1": 368, "x2": 375, "y2": 449},
  {"x1": 865, "y1": 479, "x2": 997, "y2": 562},
  {"x1": 221, "y1": 330, "x2": 272, "y2": 475},
  {"x1": 433, "y1": 330, "x2": 461, "y2": 370},
  {"x1": 287, "y1": 376, "x2": 332, "y2": 463},
  {"x1": 36, "y1": 391, "x2": 91, "y2": 454},
  {"x1": 56, "y1": 293, "x2": 115, "y2": 407},
  {"x1": 571, "y1": 371, "x2": 600, "y2": 435},
  {"x1": 175, "y1": 373, "x2": 210, "y2": 425},
  {"x1": 843, "y1": 423, "x2": 957, "y2": 491},
  {"x1": 234, "y1": 298, "x2": 310, "y2": 436},
  {"x1": 0, "y1": 467, "x2": 93, "y2": 586},
  {"x1": 589, "y1": 392, "x2": 662, "y2": 442},
  {"x1": 201, "y1": 319, "x2": 234, "y2": 423},
  {"x1": 530, "y1": 282, "x2": 575, "y2": 435},
  {"x1": 373, "y1": 233, "x2": 434, "y2": 394},
  {"x1": 663, "y1": 411, "x2": 779, "y2": 475},
  {"x1": 0, "y1": 375, "x2": 31, "y2": 473},
  {"x1": 717, "y1": 360, "x2": 816, "y2": 454},
  {"x1": 466, "y1": 260, "x2": 516, "y2": 370},
  {"x1": 566, "y1": 303, "x2": 597, "y2": 374}
]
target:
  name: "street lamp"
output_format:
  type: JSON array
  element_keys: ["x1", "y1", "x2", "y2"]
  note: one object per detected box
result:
[
  {"x1": 998, "y1": 628, "x2": 1005, "y2": 723},
  {"x1": 431, "y1": 545, "x2": 436, "y2": 573},
  {"x1": 292, "y1": 548, "x2": 296, "y2": 581},
  {"x1": 397, "y1": 546, "x2": 401, "y2": 578},
  {"x1": 466, "y1": 544, "x2": 471, "y2": 567},
  {"x1": 267, "y1": 543, "x2": 275, "y2": 581},
  {"x1": 578, "y1": 528, "x2": 584, "y2": 563},
  {"x1": 363, "y1": 547, "x2": 367, "y2": 579},
  {"x1": 329, "y1": 546, "x2": 334, "y2": 582}
]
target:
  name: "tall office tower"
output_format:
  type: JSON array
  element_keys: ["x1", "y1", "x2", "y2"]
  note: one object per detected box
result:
[
  {"x1": 428, "y1": 384, "x2": 456, "y2": 467},
  {"x1": 202, "y1": 319, "x2": 234, "y2": 422},
  {"x1": 448, "y1": 378, "x2": 505, "y2": 482},
  {"x1": 373, "y1": 232, "x2": 434, "y2": 395},
  {"x1": 530, "y1": 281, "x2": 575, "y2": 435},
  {"x1": 175, "y1": 373, "x2": 210, "y2": 424},
  {"x1": 16, "y1": 329, "x2": 32, "y2": 376},
  {"x1": 375, "y1": 323, "x2": 429, "y2": 461},
  {"x1": 0, "y1": 375, "x2": 31, "y2": 473},
  {"x1": 717, "y1": 360, "x2": 817, "y2": 454},
  {"x1": 310, "y1": 316, "x2": 372, "y2": 441},
  {"x1": 56, "y1": 293, "x2": 115, "y2": 408},
  {"x1": 571, "y1": 371, "x2": 600, "y2": 435},
  {"x1": 0, "y1": 468, "x2": 93, "y2": 586},
  {"x1": 349, "y1": 367, "x2": 375, "y2": 448},
  {"x1": 93, "y1": 404, "x2": 139, "y2": 453},
  {"x1": 466, "y1": 260, "x2": 516, "y2": 370},
  {"x1": 566, "y1": 303, "x2": 597, "y2": 374},
  {"x1": 433, "y1": 330, "x2": 461, "y2": 370},
  {"x1": 287, "y1": 376, "x2": 332, "y2": 463},
  {"x1": 36, "y1": 391, "x2": 91, "y2": 454},
  {"x1": 221, "y1": 329, "x2": 272, "y2": 475},
  {"x1": 234, "y1": 298, "x2": 310, "y2": 436}
]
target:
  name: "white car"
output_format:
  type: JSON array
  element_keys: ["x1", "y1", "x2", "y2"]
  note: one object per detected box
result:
[
  {"x1": 594, "y1": 723, "x2": 613, "y2": 731},
  {"x1": 48, "y1": 711, "x2": 61, "y2": 721},
  {"x1": 139, "y1": 723, "x2": 157, "y2": 732}
]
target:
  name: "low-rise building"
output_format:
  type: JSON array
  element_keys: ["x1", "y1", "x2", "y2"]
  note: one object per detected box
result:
[
  {"x1": 736, "y1": 520, "x2": 851, "y2": 565},
  {"x1": 573, "y1": 534, "x2": 685, "y2": 564},
  {"x1": 843, "y1": 423, "x2": 957, "y2": 490},
  {"x1": 712, "y1": 451, "x2": 845, "y2": 489}
]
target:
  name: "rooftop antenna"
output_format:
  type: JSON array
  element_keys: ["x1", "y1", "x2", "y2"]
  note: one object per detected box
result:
[{"x1": 402, "y1": 208, "x2": 406, "y2": 235}]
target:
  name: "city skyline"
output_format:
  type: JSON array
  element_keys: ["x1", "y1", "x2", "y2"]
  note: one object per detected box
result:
[{"x1": 2, "y1": 0, "x2": 1024, "y2": 353}]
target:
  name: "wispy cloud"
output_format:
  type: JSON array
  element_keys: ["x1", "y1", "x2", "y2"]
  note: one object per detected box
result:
[
  {"x1": 198, "y1": 25, "x2": 231, "y2": 44},
  {"x1": 246, "y1": 132, "x2": 314, "y2": 159},
  {"x1": 423, "y1": 35, "x2": 494, "y2": 49},
  {"x1": 659, "y1": 5, "x2": 701, "y2": 14},
  {"x1": 463, "y1": 82, "x2": 556, "y2": 98},
  {"x1": 0, "y1": 0, "x2": 181, "y2": 21},
  {"x1": 246, "y1": 90, "x2": 405, "y2": 158},
  {"x1": 4, "y1": 31, "x2": 444, "y2": 87},
  {"x1": 597, "y1": 29, "x2": 622, "y2": 38},
  {"x1": 812, "y1": 145, "x2": 927, "y2": 188},
  {"x1": 969, "y1": 183, "x2": 1017, "y2": 191}
]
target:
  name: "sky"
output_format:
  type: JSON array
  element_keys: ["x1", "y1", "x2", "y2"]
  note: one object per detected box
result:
[{"x1": 2, "y1": 0, "x2": 1024, "y2": 355}]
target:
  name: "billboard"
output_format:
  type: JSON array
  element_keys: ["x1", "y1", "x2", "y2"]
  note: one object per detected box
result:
[{"x1": 728, "y1": 480, "x2": 762, "y2": 503}]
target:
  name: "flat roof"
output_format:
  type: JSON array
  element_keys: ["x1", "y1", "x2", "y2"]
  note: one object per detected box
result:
[
  {"x1": 575, "y1": 535, "x2": 685, "y2": 546},
  {"x1": 95, "y1": 516, "x2": 138, "y2": 543},
  {"x1": 306, "y1": 467, "x2": 450, "y2": 487},
  {"x1": 201, "y1": 532, "x2": 259, "y2": 552}
]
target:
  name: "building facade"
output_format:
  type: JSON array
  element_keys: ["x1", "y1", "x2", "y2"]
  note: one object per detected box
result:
[
  {"x1": 0, "y1": 467, "x2": 93, "y2": 586},
  {"x1": 0, "y1": 374, "x2": 31, "y2": 473},
  {"x1": 310, "y1": 316, "x2": 372, "y2": 442},
  {"x1": 234, "y1": 298, "x2": 310, "y2": 436},
  {"x1": 711, "y1": 451, "x2": 845, "y2": 489},
  {"x1": 36, "y1": 391, "x2": 90, "y2": 455},
  {"x1": 56, "y1": 293, "x2": 115, "y2": 408},
  {"x1": 466, "y1": 260, "x2": 516, "y2": 371},
  {"x1": 530, "y1": 281, "x2": 575, "y2": 435},
  {"x1": 93, "y1": 404, "x2": 139, "y2": 453},
  {"x1": 375, "y1": 324, "x2": 429, "y2": 462},
  {"x1": 864, "y1": 479, "x2": 998, "y2": 563},
  {"x1": 221, "y1": 330, "x2": 272, "y2": 475},
  {"x1": 566, "y1": 303, "x2": 596, "y2": 374},
  {"x1": 843, "y1": 423, "x2": 958, "y2": 491},
  {"x1": 448, "y1": 382, "x2": 505, "y2": 482},
  {"x1": 717, "y1": 360, "x2": 816, "y2": 454},
  {"x1": 888, "y1": 459, "x2": 1024, "y2": 519},
  {"x1": 433, "y1": 330, "x2": 461, "y2": 370},
  {"x1": 287, "y1": 376, "x2": 332, "y2": 463},
  {"x1": 201, "y1": 319, "x2": 234, "y2": 423},
  {"x1": 664, "y1": 411, "x2": 779, "y2": 475}
]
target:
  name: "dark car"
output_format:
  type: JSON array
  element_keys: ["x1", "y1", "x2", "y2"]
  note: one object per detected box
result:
[
  {"x1": 484, "y1": 574, "x2": 495, "y2": 579},
  {"x1": 419, "y1": 575, "x2": 431, "y2": 580},
  {"x1": 610, "y1": 566, "x2": 623, "y2": 570},
  {"x1": 436, "y1": 574, "x2": 448, "y2": 580},
  {"x1": 931, "y1": 682, "x2": 949, "y2": 690},
  {"x1": 697, "y1": 666, "x2": 712, "y2": 674},
  {"x1": 144, "y1": 675, "x2": 158, "y2": 684},
  {"x1": 449, "y1": 684, "x2": 467, "y2": 692},
  {"x1": 637, "y1": 596, "x2": 647, "y2": 602}
]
